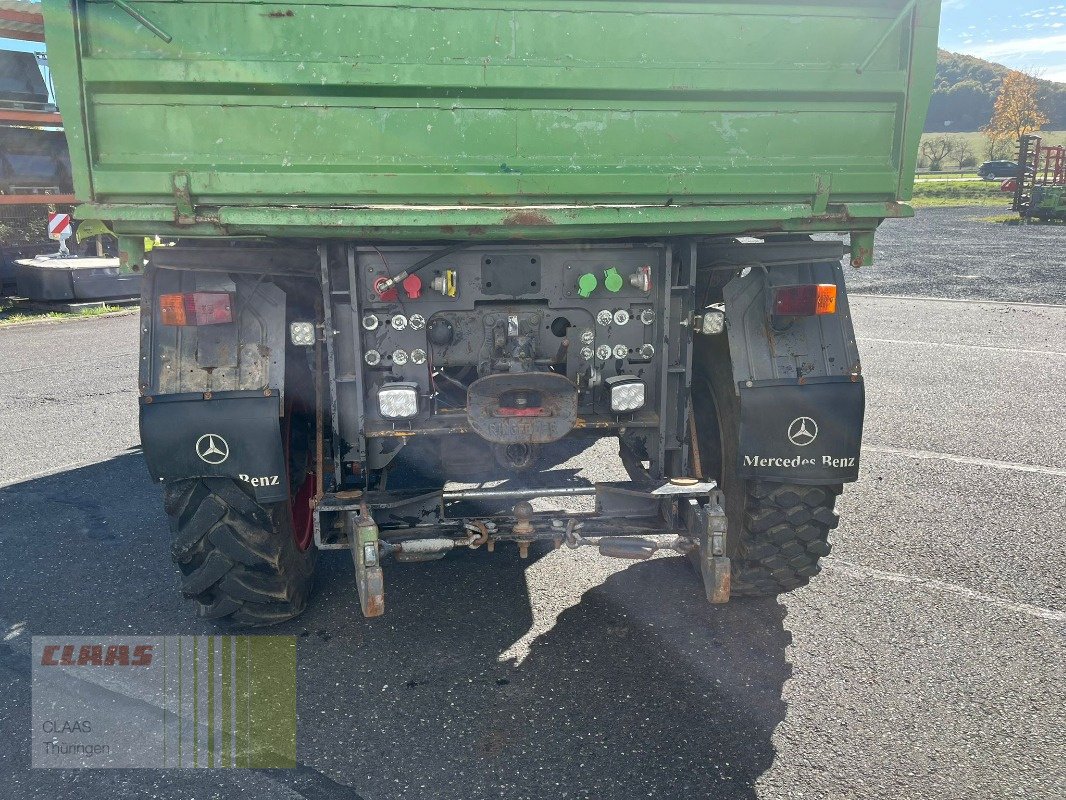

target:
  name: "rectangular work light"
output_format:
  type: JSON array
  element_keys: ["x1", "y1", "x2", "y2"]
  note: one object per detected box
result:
[
  {"x1": 377, "y1": 382, "x2": 420, "y2": 420},
  {"x1": 605, "y1": 375, "x2": 646, "y2": 413},
  {"x1": 289, "y1": 321, "x2": 316, "y2": 346}
]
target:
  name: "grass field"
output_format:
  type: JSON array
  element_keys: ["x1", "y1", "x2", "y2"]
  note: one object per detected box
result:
[
  {"x1": 0, "y1": 301, "x2": 128, "y2": 326},
  {"x1": 909, "y1": 178, "x2": 1015, "y2": 208}
]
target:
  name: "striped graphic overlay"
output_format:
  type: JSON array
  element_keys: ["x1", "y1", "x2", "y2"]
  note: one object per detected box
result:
[{"x1": 32, "y1": 636, "x2": 296, "y2": 769}]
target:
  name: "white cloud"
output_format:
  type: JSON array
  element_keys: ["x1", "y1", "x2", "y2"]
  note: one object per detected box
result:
[
  {"x1": 966, "y1": 33, "x2": 1066, "y2": 60},
  {"x1": 1038, "y1": 66, "x2": 1066, "y2": 81}
]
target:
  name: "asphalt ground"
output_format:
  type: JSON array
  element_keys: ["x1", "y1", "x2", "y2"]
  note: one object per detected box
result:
[{"x1": 1, "y1": 209, "x2": 1064, "y2": 799}]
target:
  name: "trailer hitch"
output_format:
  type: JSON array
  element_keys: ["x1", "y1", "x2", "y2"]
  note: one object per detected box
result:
[{"x1": 333, "y1": 482, "x2": 730, "y2": 617}]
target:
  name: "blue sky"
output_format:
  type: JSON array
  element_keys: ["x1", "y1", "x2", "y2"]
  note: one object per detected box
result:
[
  {"x1": 3, "y1": 39, "x2": 39, "y2": 55},
  {"x1": 938, "y1": 1, "x2": 1066, "y2": 80},
  {"x1": 2, "y1": 2, "x2": 1064, "y2": 82}
]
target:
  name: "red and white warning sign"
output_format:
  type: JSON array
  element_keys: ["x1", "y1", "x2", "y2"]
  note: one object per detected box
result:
[{"x1": 47, "y1": 212, "x2": 72, "y2": 240}]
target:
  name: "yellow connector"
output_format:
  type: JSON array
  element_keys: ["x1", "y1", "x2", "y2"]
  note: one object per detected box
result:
[{"x1": 431, "y1": 269, "x2": 459, "y2": 297}]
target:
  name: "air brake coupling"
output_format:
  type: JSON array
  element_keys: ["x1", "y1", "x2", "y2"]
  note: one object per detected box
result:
[
  {"x1": 603, "y1": 267, "x2": 624, "y2": 293},
  {"x1": 577, "y1": 272, "x2": 598, "y2": 298}
]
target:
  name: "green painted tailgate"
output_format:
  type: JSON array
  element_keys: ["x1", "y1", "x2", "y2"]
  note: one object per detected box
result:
[{"x1": 43, "y1": 0, "x2": 939, "y2": 237}]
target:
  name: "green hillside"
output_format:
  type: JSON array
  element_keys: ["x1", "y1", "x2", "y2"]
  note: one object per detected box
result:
[{"x1": 926, "y1": 50, "x2": 1066, "y2": 132}]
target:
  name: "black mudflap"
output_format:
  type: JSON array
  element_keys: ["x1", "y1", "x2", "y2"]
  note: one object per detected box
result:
[
  {"x1": 140, "y1": 392, "x2": 288, "y2": 503},
  {"x1": 736, "y1": 378, "x2": 863, "y2": 484}
]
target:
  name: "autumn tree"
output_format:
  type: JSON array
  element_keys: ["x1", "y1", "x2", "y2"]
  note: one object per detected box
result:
[
  {"x1": 984, "y1": 70, "x2": 1048, "y2": 145},
  {"x1": 920, "y1": 135, "x2": 956, "y2": 171}
]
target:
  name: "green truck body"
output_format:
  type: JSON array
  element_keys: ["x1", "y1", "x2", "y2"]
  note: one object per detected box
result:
[
  {"x1": 44, "y1": 0, "x2": 938, "y2": 244},
  {"x1": 39, "y1": 0, "x2": 942, "y2": 623}
]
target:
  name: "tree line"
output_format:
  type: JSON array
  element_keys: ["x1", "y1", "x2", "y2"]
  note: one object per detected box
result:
[
  {"x1": 926, "y1": 50, "x2": 1066, "y2": 132},
  {"x1": 920, "y1": 70, "x2": 1049, "y2": 171}
]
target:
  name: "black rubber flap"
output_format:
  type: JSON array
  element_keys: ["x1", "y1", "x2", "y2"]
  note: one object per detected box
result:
[
  {"x1": 737, "y1": 379, "x2": 864, "y2": 484},
  {"x1": 140, "y1": 393, "x2": 287, "y2": 503}
]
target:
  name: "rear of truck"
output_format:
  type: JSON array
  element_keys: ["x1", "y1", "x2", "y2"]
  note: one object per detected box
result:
[{"x1": 43, "y1": 0, "x2": 939, "y2": 622}]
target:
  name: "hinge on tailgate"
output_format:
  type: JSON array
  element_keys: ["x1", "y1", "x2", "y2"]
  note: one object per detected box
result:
[{"x1": 172, "y1": 171, "x2": 194, "y2": 224}]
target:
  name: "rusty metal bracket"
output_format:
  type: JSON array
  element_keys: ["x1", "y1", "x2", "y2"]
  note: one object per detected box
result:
[
  {"x1": 117, "y1": 234, "x2": 145, "y2": 273},
  {"x1": 686, "y1": 494, "x2": 731, "y2": 603},
  {"x1": 849, "y1": 230, "x2": 875, "y2": 268},
  {"x1": 348, "y1": 505, "x2": 384, "y2": 617},
  {"x1": 172, "y1": 171, "x2": 194, "y2": 224}
]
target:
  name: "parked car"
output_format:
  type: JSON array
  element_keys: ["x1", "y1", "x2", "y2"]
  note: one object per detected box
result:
[{"x1": 978, "y1": 160, "x2": 1025, "y2": 180}]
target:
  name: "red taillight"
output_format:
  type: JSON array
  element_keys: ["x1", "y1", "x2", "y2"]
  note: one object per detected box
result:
[
  {"x1": 772, "y1": 284, "x2": 838, "y2": 316},
  {"x1": 159, "y1": 292, "x2": 233, "y2": 326}
]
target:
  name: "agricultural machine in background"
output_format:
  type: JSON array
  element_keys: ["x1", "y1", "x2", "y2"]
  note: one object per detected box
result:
[
  {"x1": 0, "y1": 23, "x2": 80, "y2": 294},
  {"x1": 0, "y1": 49, "x2": 72, "y2": 198},
  {"x1": 1013, "y1": 135, "x2": 1066, "y2": 221}
]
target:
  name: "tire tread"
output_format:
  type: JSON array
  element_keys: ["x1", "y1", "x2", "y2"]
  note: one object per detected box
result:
[
  {"x1": 165, "y1": 478, "x2": 315, "y2": 627},
  {"x1": 730, "y1": 480, "x2": 839, "y2": 597}
]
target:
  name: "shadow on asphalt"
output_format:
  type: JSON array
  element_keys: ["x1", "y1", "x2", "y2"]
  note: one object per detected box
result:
[{"x1": 0, "y1": 454, "x2": 791, "y2": 800}]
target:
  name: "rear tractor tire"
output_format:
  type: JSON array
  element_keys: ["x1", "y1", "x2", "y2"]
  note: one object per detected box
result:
[
  {"x1": 692, "y1": 337, "x2": 841, "y2": 597},
  {"x1": 726, "y1": 481, "x2": 840, "y2": 596},
  {"x1": 163, "y1": 478, "x2": 317, "y2": 626}
]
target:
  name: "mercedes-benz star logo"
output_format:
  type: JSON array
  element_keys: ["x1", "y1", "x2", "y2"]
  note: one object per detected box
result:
[
  {"x1": 787, "y1": 417, "x2": 818, "y2": 447},
  {"x1": 195, "y1": 433, "x2": 230, "y2": 465}
]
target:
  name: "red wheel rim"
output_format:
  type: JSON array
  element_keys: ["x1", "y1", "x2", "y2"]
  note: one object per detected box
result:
[
  {"x1": 283, "y1": 399, "x2": 316, "y2": 552},
  {"x1": 291, "y1": 472, "x2": 315, "y2": 551}
]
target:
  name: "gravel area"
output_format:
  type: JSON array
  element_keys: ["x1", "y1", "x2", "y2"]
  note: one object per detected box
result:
[{"x1": 845, "y1": 206, "x2": 1066, "y2": 304}]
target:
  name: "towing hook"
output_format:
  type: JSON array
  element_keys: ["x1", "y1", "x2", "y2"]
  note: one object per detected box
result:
[
  {"x1": 512, "y1": 501, "x2": 534, "y2": 536},
  {"x1": 512, "y1": 501, "x2": 535, "y2": 558}
]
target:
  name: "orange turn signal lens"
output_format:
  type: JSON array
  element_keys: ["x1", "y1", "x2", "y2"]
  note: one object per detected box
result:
[
  {"x1": 815, "y1": 284, "x2": 837, "y2": 315},
  {"x1": 772, "y1": 284, "x2": 838, "y2": 316},
  {"x1": 159, "y1": 293, "x2": 188, "y2": 326}
]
